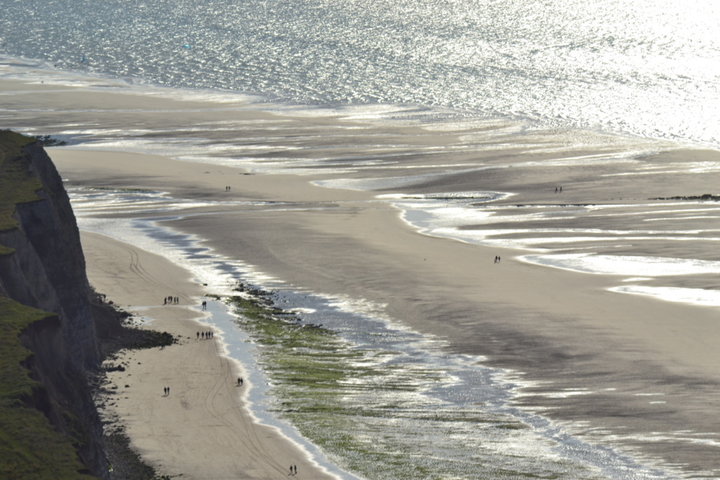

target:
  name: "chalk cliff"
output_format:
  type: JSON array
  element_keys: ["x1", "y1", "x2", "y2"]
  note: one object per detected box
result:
[{"x1": 0, "y1": 131, "x2": 108, "y2": 478}]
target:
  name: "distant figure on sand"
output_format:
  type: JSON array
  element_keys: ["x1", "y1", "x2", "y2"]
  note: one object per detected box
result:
[
  {"x1": 237, "y1": 377, "x2": 243, "y2": 386},
  {"x1": 202, "y1": 300, "x2": 207, "y2": 311}
]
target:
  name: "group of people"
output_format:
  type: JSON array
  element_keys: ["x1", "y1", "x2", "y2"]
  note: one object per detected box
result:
[
  {"x1": 197, "y1": 330, "x2": 214, "y2": 340},
  {"x1": 493, "y1": 255, "x2": 502, "y2": 263},
  {"x1": 163, "y1": 295, "x2": 180, "y2": 305},
  {"x1": 289, "y1": 465, "x2": 298, "y2": 476},
  {"x1": 224, "y1": 185, "x2": 232, "y2": 191},
  {"x1": 554, "y1": 186, "x2": 564, "y2": 193},
  {"x1": 163, "y1": 386, "x2": 171, "y2": 396}
]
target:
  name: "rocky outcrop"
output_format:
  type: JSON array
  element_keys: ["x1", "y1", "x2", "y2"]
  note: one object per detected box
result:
[
  {"x1": 651, "y1": 194, "x2": 720, "y2": 201},
  {"x1": 0, "y1": 133, "x2": 107, "y2": 478}
]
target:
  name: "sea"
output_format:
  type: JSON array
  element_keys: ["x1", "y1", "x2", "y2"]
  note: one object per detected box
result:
[
  {"x1": 2, "y1": 1, "x2": 720, "y2": 478},
  {"x1": 1, "y1": 0, "x2": 719, "y2": 147}
]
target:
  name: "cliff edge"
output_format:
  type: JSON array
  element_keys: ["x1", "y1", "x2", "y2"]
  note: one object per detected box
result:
[{"x1": 0, "y1": 130, "x2": 107, "y2": 478}]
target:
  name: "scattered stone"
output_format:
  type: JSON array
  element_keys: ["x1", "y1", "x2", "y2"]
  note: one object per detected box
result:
[{"x1": 652, "y1": 194, "x2": 720, "y2": 201}]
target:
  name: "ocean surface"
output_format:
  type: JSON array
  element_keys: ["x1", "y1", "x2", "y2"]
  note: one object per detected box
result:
[
  {"x1": 3, "y1": 1, "x2": 720, "y2": 478},
  {"x1": 1, "y1": 0, "x2": 719, "y2": 147}
]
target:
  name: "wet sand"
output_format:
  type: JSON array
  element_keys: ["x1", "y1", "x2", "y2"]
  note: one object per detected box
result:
[
  {"x1": 4, "y1": 75, "x2": 720, "y2": 476},
  {"x1": 52, "y1": 145, "x2": 720, "y2": 476}
]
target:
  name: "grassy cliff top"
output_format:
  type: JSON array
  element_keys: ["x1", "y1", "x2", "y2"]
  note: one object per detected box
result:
[
  {"x1": 0, "y1": 297, "x2": 95, "y2": 479},
  {"x1": 0, "y1": 130, "x2": 42, "y2": 254}
]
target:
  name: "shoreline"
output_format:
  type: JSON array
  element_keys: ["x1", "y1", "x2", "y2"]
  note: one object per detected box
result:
[
  {"x1": 83, "y1": 231, "x2": 340, "y2": 480},
  {"x1": 4, "y1": 70, "x2": 720, "y2": 476},
  {"x1": 56, "y1": 142, "x2": 720, "y2": 477}
]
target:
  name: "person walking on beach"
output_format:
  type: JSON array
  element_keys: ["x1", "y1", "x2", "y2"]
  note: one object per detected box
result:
[
  {"x1": 237, "y1": 377, "x2": 243, "y2": 386},
  {"x1": 202, "y1": 300, "x2": 207, "y2": 311}
]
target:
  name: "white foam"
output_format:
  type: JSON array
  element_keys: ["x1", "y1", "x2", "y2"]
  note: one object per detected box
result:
[
  {"x1": 610, "y1": 285, "x2": 720, "y2": 308},
  {"x1": 315, "y1": 170, "x2": 479, "y2": 191},
  {"x1": 519, "y1": 253, "x2": 720, "y2": 277}
]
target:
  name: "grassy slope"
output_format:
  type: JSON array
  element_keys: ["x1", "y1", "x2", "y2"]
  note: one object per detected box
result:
[
  {"x1": 0, "y1": 130, "x2": 42, "y2": 255},
  {"x1": 0, "y1": 131, "x2": 96, "y2": 479},
  {"x1": 0, "y1": 298, "x2": 95, "y2": 479}
]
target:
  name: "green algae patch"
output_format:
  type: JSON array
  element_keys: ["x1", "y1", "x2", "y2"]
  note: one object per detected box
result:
[
  {"x1": 229, "y1": 291, "x2": 599, "y2": 480},
  {"x1": 0, "y1": 296, "x2": 96, "y2": 479}
]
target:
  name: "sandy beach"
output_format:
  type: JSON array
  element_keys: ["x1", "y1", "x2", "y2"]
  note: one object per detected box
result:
[
  {"x1": 83, "y1": 231, "x2": 337, "y2": 479},
  {"x1": 4, "y1": 74, "x2": 720, "y2": 477},
  {"x1": 54, "y1": 144, "x2": 720, "y2": 476}
]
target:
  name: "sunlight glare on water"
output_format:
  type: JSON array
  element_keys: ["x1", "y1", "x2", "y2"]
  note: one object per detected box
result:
[{"x1": 0, "y1": 0, "x2": 719, "y2": 145}]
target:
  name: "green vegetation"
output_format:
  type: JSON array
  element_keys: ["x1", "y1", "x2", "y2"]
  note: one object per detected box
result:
[
  {"x1": 230, "y1": 291, "x2": 591, "y2": 480},
  {"x1": 0, "y1": 130, "x2": 42, "y2": 254},
  {"x1": 230, "y1": 295, "x2": 366, "y2": 387},
  {"x1": 0, "y1": 297, "x2": 95, "y2": 479},
  {"x1": 0, "y1": 130, "x2": 96, "y2": 478},
  {"x1": 229, "y1": 293, "x2": 453, "y2": 480}
]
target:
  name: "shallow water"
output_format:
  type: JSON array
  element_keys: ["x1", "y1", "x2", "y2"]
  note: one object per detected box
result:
[
  {"x1": 69, "y1": 185, "x2": 693, "y2": 479},
  {"x1": 1, "y1": 8, "x2": 719, "y2": 472},
  {"x1": 370, "y1": 191, "x2": 720, "y2": 309}
]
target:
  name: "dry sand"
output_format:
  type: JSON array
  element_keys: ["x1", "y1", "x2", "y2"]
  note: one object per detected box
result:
[{"x1": 82, "y1": 232, "x2": 336, "y2": 479}]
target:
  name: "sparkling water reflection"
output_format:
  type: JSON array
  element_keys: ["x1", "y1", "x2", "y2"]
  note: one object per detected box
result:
[{"x1": 1, "y1": 0, "x2": 719, "y2": 145}]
